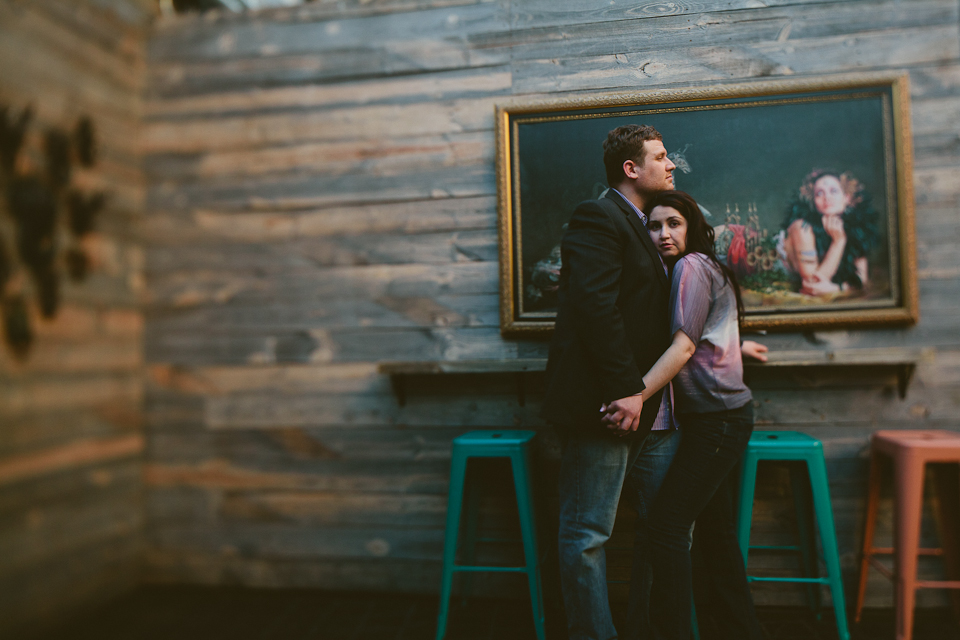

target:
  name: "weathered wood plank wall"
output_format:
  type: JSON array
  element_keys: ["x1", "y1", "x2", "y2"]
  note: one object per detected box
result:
[
  {"x1": 0, "y1": 0, "x2": 153, "y2": 635},
  {"x1": 143, "y1": 0, "x2": 960, "y2": 608}
]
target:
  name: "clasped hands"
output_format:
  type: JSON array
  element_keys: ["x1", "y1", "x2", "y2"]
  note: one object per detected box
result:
[{"x1": 600, "y1": 393, "x2": 644, "y2": 436}]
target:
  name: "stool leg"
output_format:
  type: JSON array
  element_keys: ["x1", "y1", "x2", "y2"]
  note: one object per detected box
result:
[
  {"x1": 461, "y1": 461, "x2": 481, "y2": 604},
  {"x1": 691, "y1": 594, "x2": 701, "y2": 640},
  {"x1": 931, "y1": 462, "x2": 960, "y2": 625},
  {"x1": 737, "y1": 451, "x2": 759, "y2": 565},
  {"x1": 807, "y1": 451, "x2": 850, "y2": 640},
  {"x1": 893, "y1": 455, "x2": 925, "y2": 640},
  {"x1": 791, "y1": 462, "x2": 821, "y2": 618},
  {"x1": 856, "y1": 448, "x2": 883, "y2": 623},
  {"x1": 512, "y1": 449, "x2": 546, "y2": 640},
  {"x1": 436, "y1": 450, "x2": 469, "y2": 640}
]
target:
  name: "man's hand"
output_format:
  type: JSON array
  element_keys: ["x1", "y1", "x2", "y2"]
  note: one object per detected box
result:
[
  {"x1": 600, "y1": 394, "x2": 643, "y2": 436},
  {"x1": 741, "y1": 340, "x2": 768, "y2": 363}
]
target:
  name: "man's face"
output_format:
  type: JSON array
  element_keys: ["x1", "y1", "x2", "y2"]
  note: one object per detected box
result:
[{"x1": 628, "y1": 140, "x2": 675, "y2": 194}]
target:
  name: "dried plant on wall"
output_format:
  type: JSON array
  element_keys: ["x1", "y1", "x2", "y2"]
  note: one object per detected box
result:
[{"x1": 0, "y1": 104, "x2": 106, "y2": 359}]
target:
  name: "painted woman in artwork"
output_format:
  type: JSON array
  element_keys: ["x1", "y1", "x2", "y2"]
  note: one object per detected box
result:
[{"x1": 778, "y1": 169, "x2": 880, "y2": 296}]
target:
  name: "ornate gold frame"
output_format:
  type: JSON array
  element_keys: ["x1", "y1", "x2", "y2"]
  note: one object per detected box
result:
[{"x1": 495, "y1": 72, "x2": 918, "y2": 336}]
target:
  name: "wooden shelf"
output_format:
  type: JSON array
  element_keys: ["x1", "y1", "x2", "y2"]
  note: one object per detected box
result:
[{"x1": 379, "y1": 347, "x2": 933, "y2": 405}]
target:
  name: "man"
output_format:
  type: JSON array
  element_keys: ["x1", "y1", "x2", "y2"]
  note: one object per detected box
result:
[{"x1": 542, "y1": 124, "x2": 677, "y2": 640}]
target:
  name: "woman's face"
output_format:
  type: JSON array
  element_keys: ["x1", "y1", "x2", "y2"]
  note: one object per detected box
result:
[
  {"x1": 813, "y1": 175, "x2": 851, "y2": 216},
  {"x1": 648, "y1": 205, "x2": 688, "y2": 258}
]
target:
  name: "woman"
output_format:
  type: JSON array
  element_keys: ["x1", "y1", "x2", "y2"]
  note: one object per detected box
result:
[
  {"x1": 639, "y1": 190, "x2": 763, "y2": 639},
  {"x1": 779, "y1": 169, "x2": 879, "y2": 296}
]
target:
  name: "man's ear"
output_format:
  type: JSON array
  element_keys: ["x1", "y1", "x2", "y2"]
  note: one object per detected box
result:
[{"x1": 622, "y1": 159, "x2": 639, "y2": 180}]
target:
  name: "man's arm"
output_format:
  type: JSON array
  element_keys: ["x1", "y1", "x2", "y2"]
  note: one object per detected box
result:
[{"x1": 562, "y1": 201, "x2": 645, "y2": 402}]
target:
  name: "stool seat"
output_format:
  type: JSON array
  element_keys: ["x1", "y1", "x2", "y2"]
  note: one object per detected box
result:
[
  {"x1": 436, "y1": 430, "x2": 545, "y2": 640},
  {"x1": 748, "y1": 431, "x2": 821, "y2": 447},
  {"x1": 738, "y1": 430, "x2": 850, "y2": 640},
  {"x1": 453, "y1": 430, "x2": 536, "y2": 448},
  {"x1": 872, "y1": 429, "x2": 960, "y2": 457}
]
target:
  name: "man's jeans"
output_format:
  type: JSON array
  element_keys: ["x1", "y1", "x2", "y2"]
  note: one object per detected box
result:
[
  {"x1": 558, "y1": 427, "x2": 681, "y2": 640},
  {"x1": 645, "y1": 403, "x2": 760, "y2": 640}
]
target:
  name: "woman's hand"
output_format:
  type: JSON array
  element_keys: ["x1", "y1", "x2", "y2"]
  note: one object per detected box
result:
[
  {"x1": 823, "y1": 214, "x2": 846, "y2": 242},
  {"x1": 600, "y1": 394, "x2": 643, "y2": 436},
  {"x1": 741, "y1": 340, "x2": 768, "y2": 362},
  {"x1": 800, "y1": 275, "x2": 841, "y2": 296}
]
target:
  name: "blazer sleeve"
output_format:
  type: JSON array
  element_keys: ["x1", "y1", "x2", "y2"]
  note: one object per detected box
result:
[{"x1": 561, "y1": 200, "x2": 645, "y2": 403}]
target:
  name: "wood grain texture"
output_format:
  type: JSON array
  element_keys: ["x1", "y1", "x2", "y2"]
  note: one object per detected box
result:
[
  {"x1": 0, "y1": 1, "x2": 147, "y2": 636},
  {"x1": 140, "y1": 0, "x2": 960, "y2": 605}
]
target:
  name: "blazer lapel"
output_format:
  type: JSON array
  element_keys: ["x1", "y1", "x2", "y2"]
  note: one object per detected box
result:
[{"x1": 604, "y1": 191, "x2": 669, "y2": 288}]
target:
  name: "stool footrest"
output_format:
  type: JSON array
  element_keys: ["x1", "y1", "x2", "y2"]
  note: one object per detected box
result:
[
  {"x1": 867, "y1": 557, "x2": 894, "y2": 580},
  {"x1": 749, "y1": 544, "x2": 803, "y2": 552},
  {"x1": 916, "y1": 580, "x2": 960, "y2": 589},
  {"x1": 866, "y1": 547, "x2": 944, "y2": 557},
  {"x1": 452, "y1": 565, "x2": 528, "y2": 573},
  {"x1": 747, "y1": 576, "x2": 830, "y2": 585},
  {"x1": 476, "y1": 536, "x2": 521, "y2": 544}
]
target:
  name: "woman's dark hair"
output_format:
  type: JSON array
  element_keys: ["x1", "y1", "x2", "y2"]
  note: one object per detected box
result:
[{"x1": 647, "y1": 190, "x2": 745, "y2": 326}]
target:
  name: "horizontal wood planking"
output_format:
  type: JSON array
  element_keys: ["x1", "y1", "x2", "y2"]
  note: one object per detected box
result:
[
  {"x1": 146, "y1": 230, "x2": 498, "y2": 273},
  {"x1": 0, "y1": 435, "x2": 144, "y2": 487},
  {"x1": 142, "y1": 97, "x2": 499, "y2": 156},
  {"x1": 141, "y1": 0, "x2": 960, "y2": 601},
  {"x1": 0, "y1": 486, "x2": 143, "y2": 575},
  {"x1": 145, "y1": 261, "x2": 501, "y2": 309},
  {"x1": 511, "y1": 28, "x2": 959, "y2": 94},
  {"x1": 146, "y1": 66, "x2": 512, "y2": 120},
  {"x1": 0, "y1": 459, "x2": 142, "y2": 516},
  {"x1": 145, "y1": 196, "x2": 497, "y2": 242},
  {"x1": 0, "y1": 1, "x2": 148, "y2": 635},
  {"x1": 144, "y1": 0, "x2": 958, "y2": 100},
  {"x1": 495, "y1": 0, "x2": 960, "y2": 59},
  {"x1": 148, "y1": 132, "x2": 494, "y2": 184}
]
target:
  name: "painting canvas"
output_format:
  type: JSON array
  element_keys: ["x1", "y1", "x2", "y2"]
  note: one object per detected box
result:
[{"x1": 496, "y1": 74, "x2": 917, "y2": 335}]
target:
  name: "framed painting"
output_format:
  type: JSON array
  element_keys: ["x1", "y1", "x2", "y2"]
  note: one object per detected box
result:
[{"x1": 496, "y1": 73, "x2": 918, "y2": 335}]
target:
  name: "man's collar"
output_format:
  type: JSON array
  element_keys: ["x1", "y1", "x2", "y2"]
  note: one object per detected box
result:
[{"x1": 610, "y1": 188, "x2": 646, "y2": 222}]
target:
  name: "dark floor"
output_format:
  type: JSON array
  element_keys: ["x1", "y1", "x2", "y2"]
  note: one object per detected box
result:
[{"x1": 33, "y1": 585, "x2": 960, "y2": 640}]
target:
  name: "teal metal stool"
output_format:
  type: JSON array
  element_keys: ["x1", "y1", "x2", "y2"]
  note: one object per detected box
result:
[
  {"x1": 737, "y1": 431, "x2": 850, "y2": 640},
  {"x1": 435, "y1": 430, "x2": 545, "y2": 640}
]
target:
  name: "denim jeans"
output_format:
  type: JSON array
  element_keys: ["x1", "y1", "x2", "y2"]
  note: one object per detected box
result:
[
  {"x1": 645, "y1": 403, "x2": 760, "y2": 640},
  {"x1": 558, "y1": 427, "x2": 681, "y2": 640},
  {"x1": 691, "y1": 469, "x2": 764, "y2": 640}
]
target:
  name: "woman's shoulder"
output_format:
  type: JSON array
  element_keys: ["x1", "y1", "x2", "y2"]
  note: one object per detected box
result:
[
  {"x1": 677, "y1": 252, "x2": 718, "y2": 273},
  {"x1": 674, "y1": 252, "x2": 720, "y2": 285}
]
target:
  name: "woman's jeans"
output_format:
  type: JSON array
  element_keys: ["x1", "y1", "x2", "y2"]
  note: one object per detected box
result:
[
  {"x1": 645, "y1": 403, "x2": 762, "y2": 640},
  {"x1": 558, "y1": 427, "x2": 681, "y2": 640}
]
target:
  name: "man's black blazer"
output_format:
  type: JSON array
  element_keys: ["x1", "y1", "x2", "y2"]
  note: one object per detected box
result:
[{"x1": 541, "y1": 189, "x2": 673, "y2": 438}]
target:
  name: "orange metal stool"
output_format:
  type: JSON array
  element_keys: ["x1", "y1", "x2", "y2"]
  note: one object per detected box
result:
[{"x1": 855, "y1": 430, "x2": 960, "y2": 640}]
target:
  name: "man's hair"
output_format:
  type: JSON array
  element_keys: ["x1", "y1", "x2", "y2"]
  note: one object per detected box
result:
[{"x1": 602, "y1": 124, "x2": 662, "y2": 187}]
